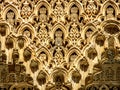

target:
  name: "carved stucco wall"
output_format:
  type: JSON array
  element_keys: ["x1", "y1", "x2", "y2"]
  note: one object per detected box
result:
[{"x1": 0, "y1": 0, "x2": 120, "y2": 90}]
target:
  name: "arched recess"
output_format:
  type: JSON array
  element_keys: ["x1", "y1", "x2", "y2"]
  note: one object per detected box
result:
[
  {"x1": 86, "y1": 47, "x2": 97, "y2": 60},
  {"x1": 2, "y1": 4, "x2": 19, "y2": 20},
  {"x1": 51, "y1": 68, "x2": 68, "y2": 83},
  {"x1": 66, "y1": 47, "x2": 81, "y2": 63},
  {"x1": 51, "y1": 23, "x2": 67, "y2": 39},
  {"x1": 68, "y1": 69, "x2": 81, "y2": 83},
  {"x1": 23, "y1": 46, "x2": 35, "y2": 62},
  {"x1": 36, "y1": 46, "x2": 52, "y2": 63},
  {"x1": 101, "y1": 1, "x2": 119, "y2": 16},
  {"x1": 83, "y1": 44, "x2": 97, "y2": 60},
  {"x1": 17, "y1": 23, "x2": 35, "y2": 40},
  {"x1": 77, "y1": 57, "x2": 89, "y2": 72},
  {"x1": 100, "y1": 20, "x2": 120, "y2": 35},
  {"x1": 92, "y1": 32, "x2": 106, "y2": 46},
  {"x1": 67, "y1": 0, "x2": 83, "y2": 16},
  {"x1": 17, "y1": 35, "x2": 28, "y2": 49},
  {"x1": 35, "y1": 1, "x2": 51, "y2": 15},
  {"x1": 81, "y1": 23, "x2": 97, "y2": 40},
  {"x1": 37, "y1": 70, "x2": 49, "y2": 86},
  {"x1": 5, "y1": 34, "x2": 16, "y2": 49},
  {"x1": 0, "y1": 22, "x2": 10, "y2": 36}
]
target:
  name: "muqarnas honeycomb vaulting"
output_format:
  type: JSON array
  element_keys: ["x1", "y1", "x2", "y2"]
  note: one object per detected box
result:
[{"x1": 0, "y1": 0, "x2": 120, "y2": 90}]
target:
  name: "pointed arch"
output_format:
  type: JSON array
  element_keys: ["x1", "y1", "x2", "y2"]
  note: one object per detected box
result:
[
  {"x1": 36, "y1": 46, "x2": 52, "y2": 63},
  {"x1": 66, "y1": 47, "x2": 81, "y2": 63},
  {"x1": 2, "y1": 4, "x2": 19, "y2": 19},
  {"x1": 67, "y1": 0, "x2": 83, "y2": 15},
  {"x1": 101, "y1": 0, "x2": 119, "y2": 16},
  {"x1": 82, "y1": 23, "x2": 97, "y2": 39},
  {"x1": 35, "y1": 1, "x2": 51, "y2": 15},
  {"x1": 17, "y1": 23, "x2": 35, "y2": 39},
  {"x1": 51, "y1": 23, "x2": 67, "y2": 39}
]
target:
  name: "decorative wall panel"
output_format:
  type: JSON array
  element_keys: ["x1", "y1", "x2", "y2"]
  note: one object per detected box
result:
[{"x1": 0, "y1": 0, "x2": 120, "y2": 90}]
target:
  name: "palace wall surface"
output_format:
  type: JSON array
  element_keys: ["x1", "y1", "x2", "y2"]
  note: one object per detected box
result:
[{"x1": 0, "y1": 0, "x2": 120, "y2": 90}]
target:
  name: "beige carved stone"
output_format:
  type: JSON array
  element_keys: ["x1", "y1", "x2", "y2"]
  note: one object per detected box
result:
[{"x1": 0, "y1": 0, "x2": 120, "y2": 90}]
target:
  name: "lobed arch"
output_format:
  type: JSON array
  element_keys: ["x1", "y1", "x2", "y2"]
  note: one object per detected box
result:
[
  {"x1": 51, "y1": 23, "x2": 67, "y2": 39},
  {"x1": 17, "y1": 23, "x2": 35, "y2": 40},
  {"x1": 101, "y1": 0, "x2": 119, "y2": 16},
  {"x1": 2, "y1": 4, "x2": 19, "y2": 20},
  {"x1": 36, "y1": 46, "x2": 52, "y2": 63},
  {"x1": 67, "y1": 0, "x2": 83, "y2": 15},
  {"x1": 35, "y1": 1, "x2": 51, "y2": 15},
  {"x1": 81, "y1": 23, "x2": 97, "y2": 40},
  {"x1": 66, "y1": 47, "x2": 81, "y2": 63}
]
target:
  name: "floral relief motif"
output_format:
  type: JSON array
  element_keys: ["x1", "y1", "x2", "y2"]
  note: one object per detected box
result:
[
  {"x1": 53, "y1": 0, "x2": 66, "y2": 22},
  {"x1": 0, "y1": 0, "x2": 120, "y2": 90},
  {"x1": 20, "y1": 0, "x2": 32, "y2": 19},
  {"x1": 85, "y1": 0, "x2": 99, "y2": 21}
]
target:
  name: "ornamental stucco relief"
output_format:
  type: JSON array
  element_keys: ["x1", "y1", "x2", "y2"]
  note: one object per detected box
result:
[{"x1": 0, "y1": 0, "x2": 120, "y2": 90}]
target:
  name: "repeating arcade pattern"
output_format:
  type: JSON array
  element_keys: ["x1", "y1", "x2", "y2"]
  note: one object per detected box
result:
[{"x1": 0, "y1": 0, "x2": 120, "y2": 90}]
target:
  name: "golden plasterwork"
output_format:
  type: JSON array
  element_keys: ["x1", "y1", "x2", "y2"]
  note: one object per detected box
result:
[{"x1": 0, "y1": 0, "x2": 120, "y2": 90}]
